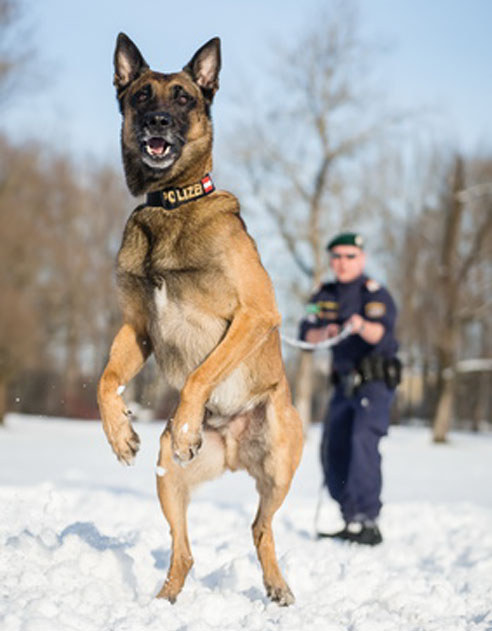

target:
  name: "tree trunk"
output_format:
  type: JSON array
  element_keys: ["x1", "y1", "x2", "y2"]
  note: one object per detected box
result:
[
  {"x1": 0, "y1": 378, "x2": 6, "y2": 425},
  {"x1": 471, "y1": 320, "x2": 492, "y2": 432},
  {"x1": 471, "y1": 372, "x2": 488, "y2": 432},
  {"x1": 431, "y1": 155, "x2": 465, "y2": 441},
  {"x1": 432, "y1": 373, "x2": 455, "y2": 442},
  {"x1": 294, "y1": 351, "x2": 314, "y2": 435}
]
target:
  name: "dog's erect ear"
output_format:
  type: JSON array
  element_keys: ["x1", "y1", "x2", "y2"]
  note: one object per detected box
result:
[
  {"x1": 114, "y1": 33, "x2": 149, "y2": 93},
  {"x1": 183, "y1": 37, "x2": 221, "y2": 101}
]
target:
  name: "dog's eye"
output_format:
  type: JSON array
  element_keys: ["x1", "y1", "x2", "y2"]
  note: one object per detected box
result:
[
  {"x1": 134, "y1": 85, "x2": 151, "y2": 104},
  {"x1": 173, "y1": 86, "x2": 192, "y2": 107}
]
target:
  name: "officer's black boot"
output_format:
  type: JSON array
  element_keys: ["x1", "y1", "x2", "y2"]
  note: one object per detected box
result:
[
  {"x1": 350, "y1": 521, "x2": 383, "y2": 546},
  {"x1": 318, "y1": 520, "x2": 383, "y2": 546},
  {"x1": 317, "y1": 525, "x2": 352, "y2": 541}
]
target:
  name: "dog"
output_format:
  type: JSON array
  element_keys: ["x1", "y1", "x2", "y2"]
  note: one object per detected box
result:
[{"x1": 97, "y1": 33, "x2": 303, "y2": 606}]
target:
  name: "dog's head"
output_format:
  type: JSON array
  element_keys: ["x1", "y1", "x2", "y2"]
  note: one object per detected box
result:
[{"x1": 113, "y1": 33, "x2": 221, "y2": 196}]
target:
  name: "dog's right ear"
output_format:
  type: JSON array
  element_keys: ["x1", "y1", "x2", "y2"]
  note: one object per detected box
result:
[{"x1": 113, "y1": 33, "x2": 149, "y2": 95}]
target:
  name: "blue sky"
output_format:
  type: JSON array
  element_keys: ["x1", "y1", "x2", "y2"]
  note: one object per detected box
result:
[{"x1": 1, "y1": 0, "x2": 491, "y2": 164}]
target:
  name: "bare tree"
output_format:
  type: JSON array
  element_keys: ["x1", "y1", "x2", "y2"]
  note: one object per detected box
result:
[
  {"x1": 0, "y1": 137, "x2": 45, "y2": 421},
  {"x1": 226, "y1": 3, "x2": 403, "y2": 426},
  {"x1": 0, "y1": 0, "x2": 34, "y2": 106},
  {"x1": 432, "y1": 157, "x2": 492, "y2": 440},
  {"x1": 431, "y1": 156, "x2": 467, "y2": 441},
  {"x1": 387, "y1": 150, "x2": 492, "y2": 437},
  {"x1": 0, "y1": 132, "x2": 135, "y2": 421}
]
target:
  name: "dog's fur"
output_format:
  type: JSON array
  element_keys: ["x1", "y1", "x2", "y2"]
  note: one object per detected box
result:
[{"x1": 97, "y1": 33, "x2": 303, "y2": 605}]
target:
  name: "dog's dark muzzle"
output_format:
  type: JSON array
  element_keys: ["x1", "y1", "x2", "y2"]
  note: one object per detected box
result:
[
  {"x1": 139, "y1": 111, "x2": 183, "y2": 166},
  {"x1": 143, "y1": 111, "x2": 174, "y2": 134}
]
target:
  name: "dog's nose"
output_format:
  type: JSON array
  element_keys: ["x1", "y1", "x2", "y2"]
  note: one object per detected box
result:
[{"x1": 144, "y1": 111, "x2": 173, "y2": 129}]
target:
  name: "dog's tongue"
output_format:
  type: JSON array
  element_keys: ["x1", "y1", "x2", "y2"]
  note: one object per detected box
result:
[{"x1": 148, "y1": 137, "x2": 167, "y2": 155}]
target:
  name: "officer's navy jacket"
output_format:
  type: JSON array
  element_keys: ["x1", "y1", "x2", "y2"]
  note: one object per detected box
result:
[{"x1": 299, "y1": 274, "x2": 398, "y2": 374}]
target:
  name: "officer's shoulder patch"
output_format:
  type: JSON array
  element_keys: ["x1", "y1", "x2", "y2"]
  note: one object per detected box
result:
[
  {"x1": 365, "y1": 278, "x2": 381, "y2": 292},
  {"x1": 365, "y1": 301, "x2": 386, "y2": 318}
]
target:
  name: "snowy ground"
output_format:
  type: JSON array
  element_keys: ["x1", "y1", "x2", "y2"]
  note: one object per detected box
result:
[{"x1": 1, "y1": 414, "x2": 492, "y2": 631}]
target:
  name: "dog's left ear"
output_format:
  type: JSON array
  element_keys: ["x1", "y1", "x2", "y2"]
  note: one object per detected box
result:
[{"x1": 184, "y1": 37, "x2": 221, "y2": 102}]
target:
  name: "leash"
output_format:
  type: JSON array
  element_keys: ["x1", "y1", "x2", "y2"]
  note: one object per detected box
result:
[
  {"x1": 313, "y1": 481, "x2": 326, "y2": 537},
  {"x1": 281, "y1": 323, "x2": 353, "y2": 351},
  {"x1": 279, "y1": 324, "x2": 353, "y2": 536}
]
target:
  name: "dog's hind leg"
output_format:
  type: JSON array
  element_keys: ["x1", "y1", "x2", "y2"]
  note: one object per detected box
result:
[
  {"x1": 155, "y1": 425, "x2": 226, "y2": 602},
  {"x1": 250, "y1": 382, "x2": 303, "y2": 606}
]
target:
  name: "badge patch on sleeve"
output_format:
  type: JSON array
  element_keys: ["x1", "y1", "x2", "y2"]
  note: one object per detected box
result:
[{"x1": 365, "y1": 301, "x2": 386, "y2": 318}]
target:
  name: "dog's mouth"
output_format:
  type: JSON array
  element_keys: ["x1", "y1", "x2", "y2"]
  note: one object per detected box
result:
[
  {"x1": 139, "y1": 135, "x2": 179, "y2": 170},
  {"x1": 145, "y1": 137, "x2": 171, "y2": 158}
]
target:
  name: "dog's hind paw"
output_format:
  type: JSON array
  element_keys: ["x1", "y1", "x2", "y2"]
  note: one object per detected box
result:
[
  {"x1": 156, "y1": 571, "x2": 189, "y2": 603},
  {"x1": 266, "y1": 583, "x2": 295, "y2": 606},
  {"x1": 156, "y1": 586, "x2": 177, "y2": 604}
]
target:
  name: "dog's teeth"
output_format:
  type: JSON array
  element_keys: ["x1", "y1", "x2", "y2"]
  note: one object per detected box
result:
[{"x1": 146, "y1": 146, "x2": 171, "y2": 159}]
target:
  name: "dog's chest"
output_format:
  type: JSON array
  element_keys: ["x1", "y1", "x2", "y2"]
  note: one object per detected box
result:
[
  {"x1": 118, "y1": 207, "x2": 207, "y2": 277},
  {"x1": 118, "y1": 207, "x2": 251, "y2": 410},
  {"x1": 151, "y1": 275, "x2": 253, "y2": 414},
  {"x1": 150, "y1": 263, "x2": 226, "y2": 372}
]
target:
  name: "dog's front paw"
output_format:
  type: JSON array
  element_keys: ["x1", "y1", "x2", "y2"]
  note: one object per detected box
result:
[
  {"x1": 171, "y1": 421, "x2": 203, "y2": 464},
  {"x1": 110, "y1": 415, "x2": 141, "y2": 465},
  {"x1": 100, "y1": 395, "x2": 141, "y2": 465}
]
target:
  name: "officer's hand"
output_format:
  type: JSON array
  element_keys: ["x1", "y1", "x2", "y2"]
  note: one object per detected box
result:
[
  {"x1": 326, "y1": 324, "x2": 340, "y2": 338},
  {"x1": 346, "y1": 314, "x2": 366, "y2": 335},
  {"x1": 305, "y1": 326, "x2": 330, "y2": 343}
]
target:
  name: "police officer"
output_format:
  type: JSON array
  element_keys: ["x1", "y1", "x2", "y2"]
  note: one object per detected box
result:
[{"x1": 299, "y1": 232, "x2": 400, "y2": 545}]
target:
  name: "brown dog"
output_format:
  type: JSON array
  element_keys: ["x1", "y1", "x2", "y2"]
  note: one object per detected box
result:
[{"x1": 97, "y1": 33, "x2": 303, "y2": 606}]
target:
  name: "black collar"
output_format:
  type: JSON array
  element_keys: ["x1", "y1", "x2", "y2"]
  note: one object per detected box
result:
[{"x1": 146, "y1": 174, "x2": 215, "y2": 210}]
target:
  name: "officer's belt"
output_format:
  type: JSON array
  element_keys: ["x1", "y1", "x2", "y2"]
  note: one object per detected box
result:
[{"x1": 332, "y1": 356, "x2": 402, "y2": 393}]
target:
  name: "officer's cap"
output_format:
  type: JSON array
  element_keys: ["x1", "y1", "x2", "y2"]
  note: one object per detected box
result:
[{"x1": 326, "y1": 232, "x2": 364, "y2": 251}]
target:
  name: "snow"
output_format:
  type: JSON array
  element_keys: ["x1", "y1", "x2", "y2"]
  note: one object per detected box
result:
[{"x1": 1, "y1": 413, "x2": 492, "y2": 631}]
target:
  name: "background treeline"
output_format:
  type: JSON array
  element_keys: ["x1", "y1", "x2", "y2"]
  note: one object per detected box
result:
[
  {"x1": 1, "y1": 1, "x2": 491, "y2": 441},
  {"x1": 0, "y1": 135, "x2": 179, "y2": 422},
  {"x1": 0, "y1": 136, "x2": 126, "y2": 419}
]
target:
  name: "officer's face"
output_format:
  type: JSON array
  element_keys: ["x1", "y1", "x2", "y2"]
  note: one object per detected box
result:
[{"x1": 329, "y1": 245, "x2": 366, "y2": 283}]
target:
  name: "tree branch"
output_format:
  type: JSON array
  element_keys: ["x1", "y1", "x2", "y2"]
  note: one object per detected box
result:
[{"x1": 458, "y1": 203, "x2": 492, "y2": 283}]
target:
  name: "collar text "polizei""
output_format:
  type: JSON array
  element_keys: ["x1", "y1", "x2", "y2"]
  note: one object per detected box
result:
[{"x1": 146, "y1": 174, "x2": 215, "y2": 210}]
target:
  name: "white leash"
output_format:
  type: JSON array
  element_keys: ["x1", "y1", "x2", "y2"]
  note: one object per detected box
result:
[
  {"x1": 281, "y1": 323, "x2": 354, "y2": 536},
  {"x1": 281, "y1": 323, "x2": 353, "y2": 351},
  {"x1": 313, "y1": 482, "x2": 326, "y2": 536}
]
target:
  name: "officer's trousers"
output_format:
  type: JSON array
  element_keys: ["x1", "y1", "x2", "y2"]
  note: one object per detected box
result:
[{"x1": 321, "y1": 381, "x2": 394, "y2": 523}]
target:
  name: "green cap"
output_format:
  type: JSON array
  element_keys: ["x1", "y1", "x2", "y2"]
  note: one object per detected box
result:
[{"x1": 326, "y1": 232, "x2": 364, "y2": 251}]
